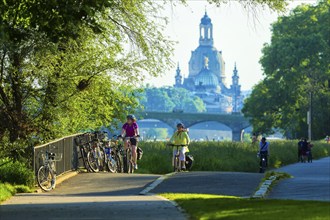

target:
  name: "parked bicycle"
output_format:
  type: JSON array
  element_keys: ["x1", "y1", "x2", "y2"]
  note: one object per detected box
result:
[
  {"x1": 37, "y1": 150, "x2": 62, "y2": 191},
  {"x1": 75, "y1": 133, "x2": 93, "y2": 172},
  {"x1": 87, "y1": 133, "x2": 106, "y2": 172},
  {"x1": 101, "y1": 136, "x2": 122, "y2": 173}
]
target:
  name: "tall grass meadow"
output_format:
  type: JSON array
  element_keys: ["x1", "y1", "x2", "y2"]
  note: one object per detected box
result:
[{"x1": 136, "y1": 140, "x2": 330, "y2": 174}]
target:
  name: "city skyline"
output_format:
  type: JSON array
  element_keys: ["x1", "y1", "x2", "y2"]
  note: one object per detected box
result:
[{"x1": 145, "y1": 0, "x2": 317, "y2": 90}]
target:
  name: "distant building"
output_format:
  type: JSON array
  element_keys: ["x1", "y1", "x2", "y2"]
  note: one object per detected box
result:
[{"x1": 174, "y1": 12, "x2": 243, "y2": 113}]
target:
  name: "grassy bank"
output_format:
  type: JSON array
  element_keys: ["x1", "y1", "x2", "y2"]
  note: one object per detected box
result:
[
  {"x1": 162, "y1": 193, "x2": 330, "y2": 220},
  {"x1": 136, "y1": 141, "x2": 330, "y2": 174},
  {"x1": 0, "y1": 183, "x2": 32, "y2": 203},
  {"x1": 0, "y1": 159, "x2": 35, "y2": 203}
]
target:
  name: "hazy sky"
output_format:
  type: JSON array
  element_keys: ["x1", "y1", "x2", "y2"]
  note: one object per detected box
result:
[{"x1": 145, "y1": 0, "x2": 317, "y2": 90}]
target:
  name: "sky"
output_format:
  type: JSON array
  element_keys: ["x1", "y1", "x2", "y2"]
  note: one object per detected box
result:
[{"x1": 144, "y1": 0, "x2": 318, "y2": 91}]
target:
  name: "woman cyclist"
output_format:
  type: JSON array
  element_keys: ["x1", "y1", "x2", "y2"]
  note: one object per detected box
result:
[
  {"x1": 169, "y1": 123, "x2": 190, "y2": 171},
  {"x1": 121, "y1": 114, "x2": 139, "y2": 170}
]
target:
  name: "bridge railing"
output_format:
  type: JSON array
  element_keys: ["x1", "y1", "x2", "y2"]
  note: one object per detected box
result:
[{"x1": 33, "y1": 133, "x2": 85, "y2": 178}]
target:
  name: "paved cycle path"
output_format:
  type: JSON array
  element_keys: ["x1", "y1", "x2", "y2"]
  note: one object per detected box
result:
[
  {"x1": 268, "y1": 157, "x2": 330, "y2": 201},
  {"x1": 151, "y1": 171, "x2": 263, "y2": 197},
  {"x1": 0, "y1": 173, "x2": 185, "y2": 220}
]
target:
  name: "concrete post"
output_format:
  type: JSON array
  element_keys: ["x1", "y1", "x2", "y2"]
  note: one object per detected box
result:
[{"x1": 232, "y1": 129, "x2": 242, "y2": 141}]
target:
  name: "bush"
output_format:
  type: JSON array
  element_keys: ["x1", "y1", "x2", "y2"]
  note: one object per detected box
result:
[
  {"x1": 0, "y1": 160, "x2": 34, "y2": 187},
  {"x1": 136, "y1": 140, "x2": 330, "y2": 174}
]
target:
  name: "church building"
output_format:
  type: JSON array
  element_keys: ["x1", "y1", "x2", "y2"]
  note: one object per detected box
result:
[{"x1": 174, "y1": 12, "x2": 243, "y2": 113}]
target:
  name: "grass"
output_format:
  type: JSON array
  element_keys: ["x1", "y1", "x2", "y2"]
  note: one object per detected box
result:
[
  {"x1": 136, "y1": 140, "x2": 330, "y2": 174},
  {"x1": 161, "y1": 193, "x2": 330, "y2": 220},
  {"x1": 0, "y1": 183, "x2": 33, "y2": 203}
]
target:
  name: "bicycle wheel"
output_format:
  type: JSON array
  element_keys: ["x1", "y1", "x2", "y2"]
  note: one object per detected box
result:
[
  {"x1": 174, "y1": 156, "x2": 180, "y2": 172},
  {"x1": 116, "y1": 154, "x2": 122, "y2": 173},
  {"x1": 123, "y1": 153, "x2": 128, "y2": 173},
  {"x1": 98, "y1": 147, "x2": 106, "y2": 171},
  {"x1": 87, "y1": 151, "x2": 99, "y2": 172},
  {"x1": 37, "y1": 165, "x2": 56, "y2": 191},
  {"x1": 127, "y1": 149, "x2": 135, "y2": 174},
  {"x1": 107, "y1": 154, "x2": 117, "y2": 173}
]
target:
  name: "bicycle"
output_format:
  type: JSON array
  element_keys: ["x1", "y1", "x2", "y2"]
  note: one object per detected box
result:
[
  {"x1": 75, "y1": 133, "x2": 93, "y2": 172},
  {"x1": 258, "y1": 152, "x2": 267, "y2": 173},
  {"x1": 168, "y1": 144, "x2": 187, "y2": 172},
  {"x1": 37, "y1": 150, "x2": 62, "y2": 191},
  {"x1": 87, "y1": 136, "x2": 105, "y2": 172},
  {"x1": 102, "y1": 138, "x2": 122, "y2": 173},
  {"x1": 122, "y1": 136, "x2": 139, "y2": 174}
]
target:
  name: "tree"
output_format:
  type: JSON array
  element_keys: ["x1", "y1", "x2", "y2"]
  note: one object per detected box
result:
[
  {"x1": 242, "y1": 0, "x2": 330, "y2": 139},
  {"x1": 0, "y1": 0, "x2": 290, "y2": 161},
  {"x1": 138, "y1": 87, "x2": 206, "y2": 113}
]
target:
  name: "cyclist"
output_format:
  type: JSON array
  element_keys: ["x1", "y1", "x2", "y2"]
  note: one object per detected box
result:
[
  {"x1": 251, "y1": 133, "x2": 258, "y2": 145},
  {"x1": 121, "y1": 114, "x2": 139, "y2": 170},
  {"x1": 169, "y1": 123, "x2": 190, "y2": 171},
  {"x1": 258, "y1": 137, "x2": 269, "y2": 171}
]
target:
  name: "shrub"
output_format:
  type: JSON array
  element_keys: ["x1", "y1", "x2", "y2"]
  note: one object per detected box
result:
[{"x1": 0, "y1": 160, "x2": 34, "y2": 187}]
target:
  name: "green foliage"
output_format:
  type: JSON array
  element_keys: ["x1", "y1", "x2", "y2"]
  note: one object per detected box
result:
[
  {"x1": 137, "y1": 140, "x2": 330, "y2": 174},
  {"x1": 0, "y1": 183, "x2": 32, "y2": 203},
  {"x1": 13, "y1": 184, "x2": 33, "y2": 193},
  {"x1": 0, "y1": 183, "x2": 16, "y2": 202},
  {"x1": 0, "y1": 0, "x2": 297, "y2": 163},
  {"x1": 0, "y1": 0, "x2": 174, "y2": 162},
  {"x1": 263, "y1": 171, "x2": 292, "y2": 181},
  {"x1": 141, "y1": 128, "x2": 169, "y2": 140},
  {"x1": 162, "y1": 193, "x2": 330, "y2": 220},
  {"x1": 243, "y1": 0, "x2": 330, "y2": 139},
  {"x1": 138, "y1": 87, "x2": 206, "y2": 113},
  {"x1": 0, "y1": 160, "x2": 35, "y2": 187},
  {"x1": 206, "y1": 0, "x2": 288, "y2": 12}
]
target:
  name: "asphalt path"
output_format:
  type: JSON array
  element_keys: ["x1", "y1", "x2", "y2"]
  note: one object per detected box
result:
[
  {"x1": 151, "y1": 171, "x2": 263, "y2": 197},
  {"x1": 0, "y1": 173, "x2": 185, "y2": 220},
  {"x1": 268, "y1": 157, "x2": 330, "y2": 201}
]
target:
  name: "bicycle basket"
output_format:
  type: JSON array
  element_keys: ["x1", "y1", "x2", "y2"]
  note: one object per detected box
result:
[{"x1": 137, "y1": 147, "x2": 143, "y2": 160}]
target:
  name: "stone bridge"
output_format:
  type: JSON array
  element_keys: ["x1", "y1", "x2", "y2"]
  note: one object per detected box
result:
[{"x1": 136, "y1": 111, "x2": 251, "y2": 141}]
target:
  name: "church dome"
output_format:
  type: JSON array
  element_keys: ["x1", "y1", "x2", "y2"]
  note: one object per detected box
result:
[
  {"x1": 201, "y1": 12, "x2": 211, "y2": 25},
  {"x1": 195, "y1": 67, "x2": 218, "y2": 87}
]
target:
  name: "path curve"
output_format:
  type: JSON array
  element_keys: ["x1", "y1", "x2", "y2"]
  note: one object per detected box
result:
[{"x1": 268, "y1": 157, "x2": 330, "y2": 201}]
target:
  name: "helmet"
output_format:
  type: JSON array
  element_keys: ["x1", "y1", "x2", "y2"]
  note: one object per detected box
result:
[
  {"x1": 127, "y1": 114, "x2": 136, "y2": 121},
  {"x1": 176, "y1": 123, "x2": 184, "y2": 128}
]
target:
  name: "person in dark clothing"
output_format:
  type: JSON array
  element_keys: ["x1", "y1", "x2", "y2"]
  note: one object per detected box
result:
[
  {"x1": 307, "y1": 142, "x2": 313, "y2": 163},
  {"x1": 301, "y1": 138, "x2": 309, "y2": 163},
  {"x1": 298, "y1": 138, "x2": 304, "y2": 162}
]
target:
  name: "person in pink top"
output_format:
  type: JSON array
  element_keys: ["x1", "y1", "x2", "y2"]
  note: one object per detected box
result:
[{"x1": 121, "y1": 114, "x2": 140, "y2": 169}]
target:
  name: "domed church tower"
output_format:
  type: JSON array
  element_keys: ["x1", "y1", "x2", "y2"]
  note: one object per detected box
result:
[{"x1": 187, "y1": 11, "x2": 226, "y2": 84}]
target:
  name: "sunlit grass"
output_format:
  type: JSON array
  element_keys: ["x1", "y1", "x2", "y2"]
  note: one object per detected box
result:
[
  {"x1": 136, "y1": 141, "x2": 330, "y2": 174},
  {"x1": 161, "y1": 193, "x2": 330, "y2": 220},
  {"x1": 0, "y1": 183, "x2": 33, "y2": 203}
]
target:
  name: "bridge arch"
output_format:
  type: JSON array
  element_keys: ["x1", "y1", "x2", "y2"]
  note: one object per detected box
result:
[
  {"x1": 187, "y1": 121, "x2": 232, "y2": 141},
  {"x1": 136, "y1": 112, "x2": 251, "y2": 141},
  {"x1": 137, "y1": 119, "x2": 174, "y2": 141}
]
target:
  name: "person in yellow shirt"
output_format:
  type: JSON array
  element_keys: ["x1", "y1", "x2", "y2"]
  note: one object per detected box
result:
[{"x1": 169, "y1": 123, "x2": 190, "y2": 170}]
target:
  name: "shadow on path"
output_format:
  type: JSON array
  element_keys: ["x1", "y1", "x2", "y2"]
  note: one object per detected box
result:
[
  {"x1": 151, "y1": 171, "x2": 263, "y2": 197},
  {"x1": 0, "y1": 173, "x2": 185, "y2": 220}
]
